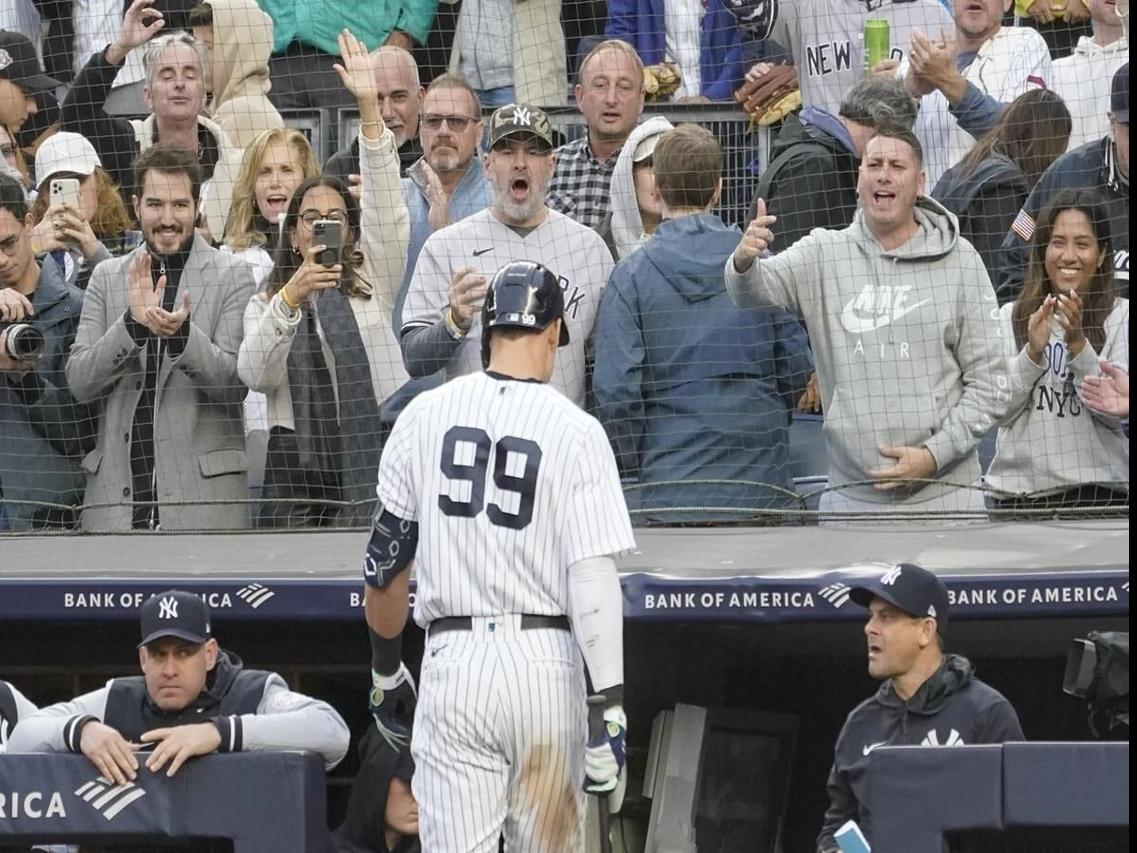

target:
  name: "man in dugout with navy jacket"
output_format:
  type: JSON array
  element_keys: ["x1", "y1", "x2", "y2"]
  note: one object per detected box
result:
[
  {"x1": 7, "y1": 590, "x2": 349, "y2": 781},
  {"x1": 817, "y1": 563, "x2": 1024, "y2": 852}
]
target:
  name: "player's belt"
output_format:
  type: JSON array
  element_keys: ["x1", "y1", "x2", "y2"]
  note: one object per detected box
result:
[{"x1": 428, "y1": 614, "x2": 571, "y2": 636}]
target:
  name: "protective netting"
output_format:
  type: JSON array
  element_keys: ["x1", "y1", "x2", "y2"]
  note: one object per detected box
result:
[{"x1": 0, "y1": 0, "x2": 1129, "y2": 532}]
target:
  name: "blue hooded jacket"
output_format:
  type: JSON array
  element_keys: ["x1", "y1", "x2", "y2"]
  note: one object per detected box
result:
[{"x1": 594, "y1": 214, "x2": 813, "y2": 520}]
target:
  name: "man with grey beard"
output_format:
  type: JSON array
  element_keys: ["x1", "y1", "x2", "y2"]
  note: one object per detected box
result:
[{"x1": 399, "y1": 103, "x2": 613, "y2": 407}]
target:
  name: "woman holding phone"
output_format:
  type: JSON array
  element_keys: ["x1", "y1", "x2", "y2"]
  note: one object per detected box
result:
[
  {"x1": 237, "y1": 30, "x2": 410, "y2": 528},
  {"x1": 987, "y1": 188, "x2": 1129, "y2": 512},
  {"x1": 29, "y1": 132, "x2": 132, "y2": 290}
]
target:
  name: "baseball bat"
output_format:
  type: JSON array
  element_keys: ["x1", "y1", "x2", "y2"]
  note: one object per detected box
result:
[{"x1": 586, "y1": 693, "x2": 613, "y2": 853}]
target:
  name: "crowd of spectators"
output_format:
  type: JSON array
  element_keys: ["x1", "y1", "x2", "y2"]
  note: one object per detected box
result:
[{"x1": 0, "y1": 0, "x2": 1130, "y2": 530}]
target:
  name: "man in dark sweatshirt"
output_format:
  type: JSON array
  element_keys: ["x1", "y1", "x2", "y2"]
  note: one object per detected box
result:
[{"x1": 816, "y1": 562, "x2": 1024, "y2": 852}]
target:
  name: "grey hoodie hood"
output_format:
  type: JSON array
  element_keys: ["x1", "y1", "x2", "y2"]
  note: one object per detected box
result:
[{"x1": 849, "y1": 194, "x2": 960, "y2": 263}]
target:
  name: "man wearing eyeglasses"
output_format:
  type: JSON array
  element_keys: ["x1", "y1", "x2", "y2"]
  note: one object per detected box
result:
[
  {"x1": 380, "y1": 73, "x2": 496, "y2": 423},
  {"x1": 325, "y1": 45, "x2": 425, "y2": 184},
  {"x1": 0, "y1": 172, "x2": 95, "y2": 531}
]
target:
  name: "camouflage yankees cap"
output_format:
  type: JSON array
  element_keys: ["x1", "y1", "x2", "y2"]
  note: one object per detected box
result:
[{"x1": 488, "y1": 103, "x2": 554, "y2": 150}]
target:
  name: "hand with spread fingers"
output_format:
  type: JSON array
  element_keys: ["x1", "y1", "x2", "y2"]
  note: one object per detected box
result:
[
  {"x1": 107, "y1": 0, "x2": 166, "y2": 65},
  {"x1": 447, "y1": 266, "x2": 488, "y2": 331},
  {"x1": 141, "y1": 723, "x2": 222, "y2": 777},
  {"x1": 79, "y1": 720, "x2": 140, "y2": 786},
  {"x1": 1082, "y1": 361, "x2": 1129, "y2": 417}
]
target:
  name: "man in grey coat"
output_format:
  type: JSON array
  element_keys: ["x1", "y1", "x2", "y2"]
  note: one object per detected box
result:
[{"x1": 67, "y1": 144, "x2": 255, "y2": 531}]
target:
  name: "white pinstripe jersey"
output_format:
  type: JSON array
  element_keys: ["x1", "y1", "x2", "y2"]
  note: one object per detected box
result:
[
  {"x1": 375, "y1": 371, "x2": 636, "y2": 627},
  {"x1": 401, "y1": 207, "x2": 614, "y2": 405}
]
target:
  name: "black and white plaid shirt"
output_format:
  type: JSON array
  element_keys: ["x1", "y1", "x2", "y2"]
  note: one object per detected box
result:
[{"x1": 547, "y1": 137, "x2": 617, "y2": 232}]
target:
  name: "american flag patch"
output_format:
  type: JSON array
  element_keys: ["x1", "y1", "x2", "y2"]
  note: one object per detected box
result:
[{"x1": 1011, "y1": 209, "x2": 1035, "y2": 242}]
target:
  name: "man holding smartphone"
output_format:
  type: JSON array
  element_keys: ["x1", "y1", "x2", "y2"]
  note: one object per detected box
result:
[
  {"x1": 817, "y1": 562, "x2": 1023, "y2": 852},
  {"x1": 0, "y1": 172, "x2": 96, "y2": 530},
  {"x1": 66, "y1": 143, "x2": 255, "y2": 531}
]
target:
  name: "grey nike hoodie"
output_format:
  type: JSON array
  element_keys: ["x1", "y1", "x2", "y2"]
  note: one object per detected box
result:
[{"x1": 725, "y1": 196, "x2": 1008, "y2": 504}]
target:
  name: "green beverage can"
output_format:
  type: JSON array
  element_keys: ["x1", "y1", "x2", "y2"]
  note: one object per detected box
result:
[{"x1": 864, "y1": 19, "x2": 890, "y2": 71}]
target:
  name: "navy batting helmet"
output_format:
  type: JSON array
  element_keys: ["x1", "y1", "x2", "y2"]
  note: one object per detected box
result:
[{"x1": 480, "y1": 261, "x2": 570, "y2": 368}]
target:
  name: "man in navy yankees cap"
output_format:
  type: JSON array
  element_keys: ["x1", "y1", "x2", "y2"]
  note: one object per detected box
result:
[
  {"x1": 8, "y1": 589, "x2": 348, "y2": 783},
  {"x1": 816, "y1": 562, "x2": 1023, "y2": 852},
  {"x1": 848, "y1": 562, "x2": 951, "y2": 635},
  {"x1": 138, "y1": 589, "x2": 212, "y2": 646}
]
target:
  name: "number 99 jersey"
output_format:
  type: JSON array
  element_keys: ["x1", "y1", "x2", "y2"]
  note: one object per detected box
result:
[{"x1": 374, "y1": 371, "x2": 637, "y2": 627}]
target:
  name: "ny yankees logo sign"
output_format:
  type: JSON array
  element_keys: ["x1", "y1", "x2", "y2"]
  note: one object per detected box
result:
[
  {"x1": 158, "y1": 596, "x2": 178, "y2": 619},
  {"x1": 881, "y1": 566, "x2": 903, "y2": 586}
]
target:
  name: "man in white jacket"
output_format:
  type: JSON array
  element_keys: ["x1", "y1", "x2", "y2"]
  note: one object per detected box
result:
[
  {"x1": 904, "y1": 0, "x2": 1052, "y2": 185},
  {"x1": 1053, "y1": 0, "x2": 1129, "y2": 149}
]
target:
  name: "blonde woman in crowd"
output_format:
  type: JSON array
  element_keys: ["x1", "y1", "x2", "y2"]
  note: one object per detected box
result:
[{"x1": 222, "y1": 128, "x2": 321, "y2": 284}]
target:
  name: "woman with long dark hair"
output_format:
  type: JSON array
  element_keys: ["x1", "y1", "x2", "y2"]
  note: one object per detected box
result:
[
  {"x1": 237, "y1": 30, "x2": 409, "y2": 528},
  {"x1": 933, "y1": 89, "x2": 1071, "y2": 277},
  {"x1": 988, "y1": 188, "x2": 1129, "y2": 511}
]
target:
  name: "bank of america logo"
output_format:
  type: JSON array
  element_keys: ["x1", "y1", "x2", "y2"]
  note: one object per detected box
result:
[
  {"x1": 236, "y1": 583, "x2": 275, "y2": 609},
  {"x1": 74, "y1": 777, "x2": 147, "y2": 820},
  {"x1": 921, "y1": 728, "x2": 964, "y2": 747},
  {"x1": 819, "y1": 583, "x2": 852, "y2": 609}
]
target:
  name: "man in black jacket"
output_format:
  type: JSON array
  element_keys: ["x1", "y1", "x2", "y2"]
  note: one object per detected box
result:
[
  {"x1": 996, "y1": 62, "x2": 1129, "y2": 304},
  {"x1": 753, "y1": 75, "x2": 916, "y2": 250},
  {"x1": 816, "y1": 563, "x2": 1024, "y2": 853}
]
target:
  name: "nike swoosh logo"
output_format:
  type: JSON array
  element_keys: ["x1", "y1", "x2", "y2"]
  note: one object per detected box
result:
[
  {"x1": 473, "y1": 247, "x2": 494, "y2": 257},
  {"x1": 841, "y1": 298, "x2": 931, "y2": 335},
  {"x1": 862, "y1": 741, "x2": 888, "y2": 756}
]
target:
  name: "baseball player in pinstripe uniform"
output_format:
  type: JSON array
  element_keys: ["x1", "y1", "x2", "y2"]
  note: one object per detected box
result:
[
  {"x1": 363, "y1": 260, "x2": 635, "y2": 851},
  {"x1": 399, "y1": 103, "x2": 614, "y2": 407}
]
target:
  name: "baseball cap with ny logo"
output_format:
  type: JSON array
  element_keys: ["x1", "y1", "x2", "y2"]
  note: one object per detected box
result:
[{"x1": 138, "y1": 589, "x2": 212, "y2": 647}]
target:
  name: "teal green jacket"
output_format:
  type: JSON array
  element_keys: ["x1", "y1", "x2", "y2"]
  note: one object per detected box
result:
[{"x1": 256, "y1": 0, "x2": 438, "y2": 52}]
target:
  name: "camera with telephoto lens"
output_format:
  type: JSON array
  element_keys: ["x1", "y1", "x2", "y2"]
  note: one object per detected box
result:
[{"x1": 0, "y1": 322, "x2": 45, "y2": 362}]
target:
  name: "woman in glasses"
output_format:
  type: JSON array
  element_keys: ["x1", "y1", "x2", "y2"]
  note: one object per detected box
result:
[
  {"x1": 222, "y1": 127, "x2": 322, "y2": 285},
  {"x1": 237, "y1": 30, "x2": 410, "y2": 528}
]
